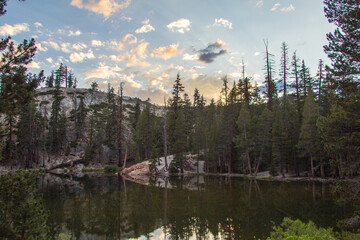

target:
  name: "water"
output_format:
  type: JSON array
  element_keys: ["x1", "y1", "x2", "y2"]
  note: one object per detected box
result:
[{"x1": 40, "y1": 174, "x2": 355, "y2": 240}]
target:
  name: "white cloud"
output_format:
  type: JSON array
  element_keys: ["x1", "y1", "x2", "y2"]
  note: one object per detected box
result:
[
  {"x1": 72, "y1": 42, "x2": 87, "y2": 50},
  {"x1": 70, "y1": 0, "x2": 131, "y2": 19},
  {"x1": 85, "y1": 63, "x2": 123, "y2": 79},
  {"x1": 28, "y1": 61, "x2": 41, "y2": 69},
  {"x1": 254, "y1": 51, "x2": 261, "y2": 56},
  {"x1": 69, "y1": 49, "x2": 95, "y2": 63},
  {"x1": 46, "y1": 57, "x2": 53, "y2": 63},
  {"x1": 281, "y1": 4, "x2": 296, "y2": 12},
  {"x1": 135, "y1": 20, "x2": 155, "y2": 34},
  {"x1": 167, "y1": 18, "x2": 191, "y2": 34},
  {"x1": 61, "y1": 43, "x2": 72, "y2": 53},
  {"x1": 253, "y1": 74, "x2": 261, "y2": 82},
  {"x1": 41, "y1": 41, "x2": 60, "y2": 51},
  {"x1": 69, "y1": 30, "x2": 82, "y2": 36},
  {"x1": 34, "y1": 22, "x2": 42, "y2": 28},
  {"x1": 213, "y1": 18, "x2": 233, "y2": 29},
  {"x1": 230, "y1": 72, "x2": 242, "y2": 79},
  {"x1": 121, "y1": 16, "x2": 132, "y2": 21},
  {"x1": 182, "y1": 53, "x2": 198, "y2": 61},
  {"x1": 91, "y1": 39, "x2": 104, "y2": 47},
  {"x1": 270, "y1": 3, "x2": 281, "y2": 11},
  {"x1": 256, "y1": 0, "x2": 263, "y2": 8},
  {"x1": 36, "y1": 43, "x2": 48, "y2": 52},
  {"x1": 0, "y1": 23, "x2": 29, "y2": 36}
]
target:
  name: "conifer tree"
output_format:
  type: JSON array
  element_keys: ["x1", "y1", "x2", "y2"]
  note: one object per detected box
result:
[
  {"x1": 297, "y1": 89, "x2": 321, "y2": 177},
  {"x1": 279, "y1": 42, "x2": 290, "y2": 98}
]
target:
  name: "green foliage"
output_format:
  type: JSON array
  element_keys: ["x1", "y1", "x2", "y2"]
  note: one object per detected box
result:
[
  {"x1": 57, "y1": 233, "x2": 72, "y2": 240},
  {"x1": 149, "y1": 143, "x2": 159, "y2": 175},
  {"x1": 0, "y1": 170, "x2": 51, "y2": 239},
  {"x1": 266, "y1": 218, "x2": 336, "y2": 240}
]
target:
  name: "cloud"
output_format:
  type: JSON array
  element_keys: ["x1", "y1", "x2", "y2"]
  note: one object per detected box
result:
[
  {"x1": 72, "y1": 42, "x2": 87, "y2": 50},
  {"x1": 121, "y1": 16, "x2": 132, "y2": 21},
  {"x1": 167, "y1": 18, "x2": 191, "y2": 34},
  {"x1": 270, "y1": 3, "x2": 281, "y2": 11},
  {"x1": 130, "y1": 41, "x2": 149, "y2": 58},
  {"x1": 46, "y1": 57, "x2": 53, "y2": 64},
  {"x1": 70, "y1": 0, "x2": 131, "y2": 18},
  {"x1": 85, "y1": 63, "x2": 123, "y2": 79},
  {"x1": 61, "y1": 43, "x2": 72, "y2": 53},
  {"x1": 182, "y1": 53, "x2": 198, "y2": 61},
  {"x1": 115, "y1": 53, "x2": 150, "y2": 67},
  {"x1": 281, "y1": 4, "x2": 296, "y2": 12},
  {"x1": 91, "y1": 40, "x2": 104, "y2": 47},
  {"x1": 41, "y1": 41, "x2": 60, "y2": 51},
  {"x1": 135, "y1": 19, "x2": 155, "y2": 34},
  {"x1": 28, "y1": 61, "x2": 41, "y2": 69},
  {"x1": 34, "y1": 22, "x2": 42, "y2": 28},
  {"x1": 151, "y1": 44, "x2": 184, "y2": 60},
  {"x1": 254, "y1": 51, "x2": 261, "y2": 56},
  {"x1": 256, "y1": 0, "x2": 263, "y2": 8},
  {"x1": 0, "y1": 23, "x2": 29, "y2": 36},
  {"x1": 69, "y1": 49, "x2": 95, "y2": 63},
  {"x1": 213, "y1": 18, "x2": 232, "y2": 29},
  {"x1": 69, "y1": 30, "x2": 82, "y2": 36},
  {"x1": 36, "y1": 43, "x2": 48, "y2": 52},
  {"x1": 198, "y1": 40, "x2": 228, "y2": 64}
]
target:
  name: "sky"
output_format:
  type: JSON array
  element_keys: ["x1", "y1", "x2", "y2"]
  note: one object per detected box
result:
[{"x1": 1, "y1": 0, "x2": 335, "y2": 104}]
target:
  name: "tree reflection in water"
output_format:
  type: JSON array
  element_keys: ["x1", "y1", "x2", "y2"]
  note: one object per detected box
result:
[{"x1": 40, "y1": 174, "x2": 355, "y2": 240}]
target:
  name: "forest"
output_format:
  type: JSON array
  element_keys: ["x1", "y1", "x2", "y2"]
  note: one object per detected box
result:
[{"x1": 0, "y1": 0, "x2": 359, "y2": 179}]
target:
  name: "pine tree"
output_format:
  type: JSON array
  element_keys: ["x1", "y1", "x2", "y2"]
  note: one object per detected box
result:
[
  {"x1": 323, "y1": 0, "x2": 360, "y2": 96},
  {"x1": 279, "y1": 42, "x2": 290, "y2": 98},
  {"x1": 45, "y1": 71, "x2": 54, "y2": 88},
  {"x1": 291, "y1": 51, "x2": 302, "y2": 115},
  {"x1": 173, "y1": 111, "x2": 187, "y2": 173},
  {"x1": 297, "y1": 89, "x2": 321, "y2": 177},
  {"x1": 263, "y1": 39, "x2": 277, "y2": 111}
]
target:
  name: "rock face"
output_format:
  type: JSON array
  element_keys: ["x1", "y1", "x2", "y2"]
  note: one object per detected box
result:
[{"x1": 31, "y1": 87, "x2": 163, "y2": 169}]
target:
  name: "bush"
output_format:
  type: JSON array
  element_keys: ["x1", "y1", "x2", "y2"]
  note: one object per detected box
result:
[
  {"x1": 267, "y1": 218, "x2": 336, "y2": 240},
  {"x1": 104, "y1": 165, "x2": 120, "y2": 174}
]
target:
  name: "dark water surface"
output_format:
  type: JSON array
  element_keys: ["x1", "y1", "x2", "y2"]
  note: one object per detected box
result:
[{"x1": 39, "y1": 174, "x2": 354, "y2": 240}]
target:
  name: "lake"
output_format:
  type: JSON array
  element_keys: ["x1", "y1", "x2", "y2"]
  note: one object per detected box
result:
[{"x1": 40, "y1": 174, "x2": 355, "y2": 240}]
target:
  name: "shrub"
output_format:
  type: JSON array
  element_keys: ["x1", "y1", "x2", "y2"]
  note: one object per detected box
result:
[{"x1": 267, "y1": 218, "x2": 336, "y2": 240}]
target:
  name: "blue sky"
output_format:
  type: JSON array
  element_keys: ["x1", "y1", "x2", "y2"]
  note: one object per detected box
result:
[{"x1": 1, "y1": 0, "x2": 335, "y2": 104}]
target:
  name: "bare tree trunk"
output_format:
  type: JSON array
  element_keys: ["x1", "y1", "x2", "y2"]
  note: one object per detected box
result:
[
  {"x1": 310, "y1": 154, "x2": 315, "y2": 177},
  {"x1": 163, "y1": 97, "x2": 168, "y2": 170}
]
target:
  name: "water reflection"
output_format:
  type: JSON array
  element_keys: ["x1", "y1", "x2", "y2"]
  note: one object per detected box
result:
[{"x1": 40, "y1": 174, "x2": 354, "y2": 240}]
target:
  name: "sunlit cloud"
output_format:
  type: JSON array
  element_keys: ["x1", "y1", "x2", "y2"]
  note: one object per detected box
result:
[
  {"x1": 254, "y1": 51, "x2": 261, "y2": 56},
  {"x1": 46, "y1": 57, "x2": 53, "y2": 64},
  {"x1": 135, "y1": 19, "x2": 155, "y2": 34},
  {"x1": 69, "y1": 49, "x2": 95, "y2": 63},
  {"x1": 85, "y1": 63, "x2": 123, "y2": 79},
  {"x1": 36, "y1": 43, "x2": 48, "y2": 52},
  {"x1": 151, "y1": 44, "x2": 184, "y2": 60},
  {"x1": 72, "y1": 42, "x2": 88, "y2": 51},
  {"x1": 41, "y1": 40, "x2": 60, "y2": 51},
  {"x1": 70, "y1": 0, "x2": 131, "y2": 18},
  {"x1": 28, "y1": 61, "x2": 41, "y2": 69},
  {"x1": 256, "y1": 0, "x2": 263, "y2": 8},
  {"x1": 91, "y1": 40, "x2": 104, "y2": 47},
  {"x1": 182, "y1": 53, "x2": 198, "y2": 61},
  {"x1": 68, "y1": 30, "x2": 82, "y2": 36},
  {"x1": 270, "y1": 3, "x2": 281, "y2": 11},
  {"x1": 34, "y1": 22, "x2": 43, "y2": 28},
  {"x1": 131, "y1": 41, "x2": 149, "y2": 58},
  {"x1": 115, "y1": 53, "x2": 151, "y2": 67},
  {"x1": 281, "y1": 4, "x2": 296, "y2": 12},
  {"x1": 213, "y1": 18, "x2": 233, "y2": 29},
  {"x1": 0, "y1": 23, "x2": 29, "y2": 36},
  {"x1": 167, "y1": 18, "x2": 191, "y2": 34}
]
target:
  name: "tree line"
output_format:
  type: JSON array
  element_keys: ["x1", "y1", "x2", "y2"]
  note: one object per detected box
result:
[{"x1": 0, "y1": 0, "x2": 358, "y2": 178}]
